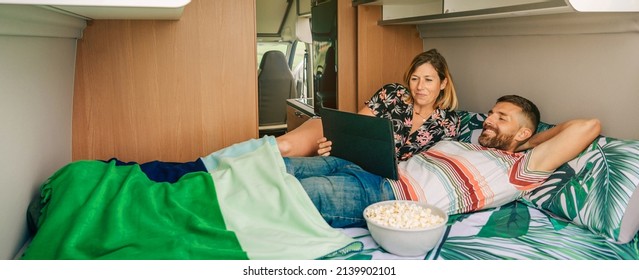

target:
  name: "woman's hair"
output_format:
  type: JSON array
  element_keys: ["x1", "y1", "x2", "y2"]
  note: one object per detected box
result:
[{"x1": 403, "y1": 49, "x2": 458, "y2": 110}]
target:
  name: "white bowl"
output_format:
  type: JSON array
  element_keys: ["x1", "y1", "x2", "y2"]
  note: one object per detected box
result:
[{"x1": 363, "y1": 200, "x2": 448, "y2": 257}]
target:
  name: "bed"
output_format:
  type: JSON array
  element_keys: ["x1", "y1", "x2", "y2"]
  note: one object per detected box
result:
[{"x1": 19, "y1": 111, "x2": 639, "y2": 260}]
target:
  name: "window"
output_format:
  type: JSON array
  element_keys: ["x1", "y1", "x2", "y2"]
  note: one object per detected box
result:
[
  {"x1": 257, "y1": 40, "x2": 310, "y2": 99},
  {"x1": 291, "y1": 41, "x2": 309, "y2": 98}
]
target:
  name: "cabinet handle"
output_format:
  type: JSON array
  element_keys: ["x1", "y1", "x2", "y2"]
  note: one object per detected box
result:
[{"x1": 294, "y1": 111, "x2": 303, "y2": 118}]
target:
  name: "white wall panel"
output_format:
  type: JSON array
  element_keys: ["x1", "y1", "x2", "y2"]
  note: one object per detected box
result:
[{"x1": 0, "y1": 8, "x2": 79, "y2": 259}]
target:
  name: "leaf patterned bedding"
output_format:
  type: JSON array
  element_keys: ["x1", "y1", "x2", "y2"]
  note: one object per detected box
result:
[{"x1": 333, "y1": 201, "x2": 638, "y2": 260}]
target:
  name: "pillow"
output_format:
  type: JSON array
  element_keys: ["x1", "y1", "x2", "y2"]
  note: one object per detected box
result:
[
  {"x1": 457, "y1": 110, "x2": 486, "y2": 144},
  {"x1": 522, "y1": 136, "x2": 639, "y2": 244},
  {"x1": 457, "y1": 110, "x2": 639, "y2": 244}
]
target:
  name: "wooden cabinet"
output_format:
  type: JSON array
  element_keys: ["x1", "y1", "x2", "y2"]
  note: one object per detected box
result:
[
  {"x1": 286, "y1": 98, "x2": 315, "y2": 132},
  {"x1": 352, "y1": 0, "x2": 639, "y2": 25},
  {"x1": 72, "y1": 0, "x2": 257, "y2": 162}
]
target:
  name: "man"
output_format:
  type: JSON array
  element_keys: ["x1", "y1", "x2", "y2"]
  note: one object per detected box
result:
[{"x1": 284, "y1": 95, "x2": 601, "y2": 228}]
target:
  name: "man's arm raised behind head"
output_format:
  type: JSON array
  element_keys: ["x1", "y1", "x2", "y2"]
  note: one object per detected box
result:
[{"x1": 520, "y1": 118, "x2": 601, "y2": 172}]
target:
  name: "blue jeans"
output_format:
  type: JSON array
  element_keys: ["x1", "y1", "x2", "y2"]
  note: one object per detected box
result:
[{"x1": 283, "y1": 156, "x2": 396, "y2": 228}]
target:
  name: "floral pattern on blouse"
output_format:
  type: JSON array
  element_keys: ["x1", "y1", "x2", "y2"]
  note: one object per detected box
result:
[{"x1": 366, "y1": 83, "x2": 460, "y2": 161}]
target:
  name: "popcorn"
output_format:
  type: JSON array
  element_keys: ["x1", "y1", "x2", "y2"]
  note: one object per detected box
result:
[{"x1": 364, "y1": 201, "x2": 445, "y2": 229}]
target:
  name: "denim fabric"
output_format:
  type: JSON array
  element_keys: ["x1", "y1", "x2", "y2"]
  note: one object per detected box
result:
[{"x1": 283, "y1": 156, "x2": 395, "y2": 228}]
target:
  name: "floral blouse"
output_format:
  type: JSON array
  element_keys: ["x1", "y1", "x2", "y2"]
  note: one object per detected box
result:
[{"x1": 366, "y1": 83, "x2": 460, "y2": 161}]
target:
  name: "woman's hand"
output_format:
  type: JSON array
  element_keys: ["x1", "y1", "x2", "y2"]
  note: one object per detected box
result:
[{"x1": 317, "y1": 137, "x2": 332, "y2": 156}]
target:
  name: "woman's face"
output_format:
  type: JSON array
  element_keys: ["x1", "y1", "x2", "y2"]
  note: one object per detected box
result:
[{"x1": 409, "y1": 62, "x2": 447, "y2": 109}]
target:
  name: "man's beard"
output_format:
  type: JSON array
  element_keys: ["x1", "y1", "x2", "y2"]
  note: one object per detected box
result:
[{"x1": 478, "y1": 126, "x2": 515, "y2": 150}]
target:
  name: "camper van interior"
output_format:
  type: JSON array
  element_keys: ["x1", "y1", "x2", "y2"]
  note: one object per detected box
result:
[{"x1": 2, "y1": 0, "x2": 639, "y2": 261}]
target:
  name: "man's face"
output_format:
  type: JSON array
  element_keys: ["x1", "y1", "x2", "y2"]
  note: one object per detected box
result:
[{"x1": 478, "y1": 102, "x2": 523, "y2": 151}]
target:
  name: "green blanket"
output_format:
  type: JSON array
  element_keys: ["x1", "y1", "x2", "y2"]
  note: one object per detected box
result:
[{"x1": 21, "y1": 137, "x2": 362, "y2": 260}]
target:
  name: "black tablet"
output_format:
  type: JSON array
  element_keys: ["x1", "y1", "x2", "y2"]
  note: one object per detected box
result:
[{"x1": 320, "y1": 107, "x2": 398, "y2": 180}]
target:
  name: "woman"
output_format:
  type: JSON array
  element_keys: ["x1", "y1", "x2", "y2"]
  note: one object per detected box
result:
[
  {"x1": 278, "y1": 48, "x2": 459, "y2": 159},
  {"x1": 280, "y1": 49, "x2": 460, "y2": 227}
]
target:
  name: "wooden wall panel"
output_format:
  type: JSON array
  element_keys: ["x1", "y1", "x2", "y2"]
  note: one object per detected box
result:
[
  {"x1": 356, "y1": 5, "x2": 423, "y2": 109},
  {"x1": 337, "y1": 0, "x2": 358, "y2": 112},
  {"x1": 73, "y1": 0, "x2": 257, "y2": 162}
]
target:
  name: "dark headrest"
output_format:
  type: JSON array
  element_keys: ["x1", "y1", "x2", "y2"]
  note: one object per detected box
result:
[{"x1": 259, "y1": 51, "x2": 292, "y2": 79}]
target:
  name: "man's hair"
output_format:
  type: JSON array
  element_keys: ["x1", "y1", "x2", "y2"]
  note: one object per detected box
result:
[{"x1": 497, "y1": 95, "x2": 540, "y2": 132}]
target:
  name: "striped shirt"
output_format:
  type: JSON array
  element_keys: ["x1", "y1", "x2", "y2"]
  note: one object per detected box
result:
[{"x1": 388, "y1": 141, "x2": 552, "y2": 215}]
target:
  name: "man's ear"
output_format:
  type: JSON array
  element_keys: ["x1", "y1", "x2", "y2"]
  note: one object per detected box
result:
[{"x1": 515, "y1": 127, "x2": 533, "y2": 142}]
